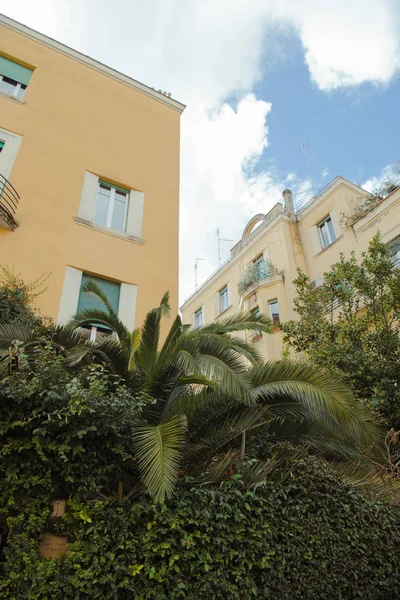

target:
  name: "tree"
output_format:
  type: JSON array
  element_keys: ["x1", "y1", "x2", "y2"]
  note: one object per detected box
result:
[
  {"x1": 0, "y1": 285, "x2": 384, "y2": 502},
  {"x1": 282, "y1": 233, "x2": 400, "y2": 428},
  {"x1": 0, "y1": 266, "x2": 50, "y2": 334}
]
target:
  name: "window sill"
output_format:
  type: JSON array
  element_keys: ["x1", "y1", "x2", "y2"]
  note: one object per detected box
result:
[
  {"x1": 216, "y1": 304, "x2": 232, "y2": 318},
  {"x1": 73, "y1": 217, "x2": 144, "y2": 245},
  {"x1": 0, "y1": 90, "x2": 25, "y2": 105},
  {"x1": 314, "y1": 234, "x2": 343, "y2": 256}
]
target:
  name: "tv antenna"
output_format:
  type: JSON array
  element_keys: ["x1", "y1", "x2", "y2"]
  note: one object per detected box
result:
[
  {"x1": 194, "y1": 258, "x2": 205, "y2": 288},
  {"x1": 217, "y1": 228, "x2": 234, "y2": 267},
  {"x1": 299, "y1": 142, "x2": 316, "y2": 197}
]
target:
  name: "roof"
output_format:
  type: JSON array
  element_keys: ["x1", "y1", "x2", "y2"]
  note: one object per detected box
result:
[{"x1": 0, "y1": 14, "x2": 186, "y2": 113}]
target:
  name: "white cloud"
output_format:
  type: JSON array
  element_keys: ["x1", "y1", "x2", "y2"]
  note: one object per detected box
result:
[
  {"x1": 2, "y1": 0, "x2": 400, "y2": 304},
  {"x1": 272, "y1": 0, "x2": 400, "y2": 90},
  {"x1": 362, "y1": 162, "x2": 400, "y2": 193}
]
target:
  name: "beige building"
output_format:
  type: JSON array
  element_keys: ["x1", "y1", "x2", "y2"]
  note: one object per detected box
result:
[
  {"x1": 180, "y1": 176, "x2": 400, "y2": 361},
  {"x1": 0, "y1": 15, "x2": 184, "y2": 338}
]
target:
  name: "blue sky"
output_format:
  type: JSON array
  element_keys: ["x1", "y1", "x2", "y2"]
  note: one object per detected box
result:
[
  {"x1": 1, "y1": 1, "x2": 400, "y2": 300},
  {"x1": 253, "y1": 31, "x2": 398, "y2": 196}
]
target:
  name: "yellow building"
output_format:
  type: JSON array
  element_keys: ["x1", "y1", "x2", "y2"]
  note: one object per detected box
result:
[
  {"x1": 0, "y1": 15, "x2": 184, "y2": 338},
  {"x1": 180, "y1": 176, "x2": 400, "y2": 361}
]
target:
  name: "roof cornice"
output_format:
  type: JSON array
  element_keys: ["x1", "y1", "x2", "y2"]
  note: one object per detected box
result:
[{"x1": 0, "y1": 14, "x2": 186, "y2": 114}]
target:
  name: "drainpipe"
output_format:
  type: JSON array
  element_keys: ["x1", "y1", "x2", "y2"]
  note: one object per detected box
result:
[{"x1": 282, "y1": 189, "x2": 308, "y2": 274}]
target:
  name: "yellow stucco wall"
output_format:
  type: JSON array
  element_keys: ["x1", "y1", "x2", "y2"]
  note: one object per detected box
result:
[
  {"x1": 181, "y1": 179, "x2": 400, "y2": 363},
  {"x1": 0, "y1": 22, "x2": 182, "y2": 330}
]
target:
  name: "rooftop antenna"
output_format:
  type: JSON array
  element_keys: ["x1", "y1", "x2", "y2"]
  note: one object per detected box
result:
[
  {"x1": 217, "y1": 228, "x2": 234, "y2": 267},
  {"x1": 299, "y1": 142, "x2": 316, "y2": 197},
  {"x1": 194, "y1": 258, "x2": 205, "y2": 288}
]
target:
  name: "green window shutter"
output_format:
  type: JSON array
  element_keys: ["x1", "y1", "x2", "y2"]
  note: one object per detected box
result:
[
  {"x1": 0, "y1": 56, "x2": 33, "y2": 85},
  {"x1": 0, "y1": 141, "x2": 4, "y2": 150},
  {"x1": 99, "y1": 179, "x2": 129, "y2": 194},
  {"x1": 77, "y1": 274, "x2": 120, "y2": 328}
]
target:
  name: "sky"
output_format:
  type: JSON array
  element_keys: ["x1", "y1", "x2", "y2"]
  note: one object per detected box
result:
[{"x1": 2, "y1": 0, "x2": 400, "y2": 303}]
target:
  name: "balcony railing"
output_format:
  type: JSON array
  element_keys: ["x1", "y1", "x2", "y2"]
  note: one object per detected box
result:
[
  {"x1": 0, "y1": 174, "x2": 19, "y2": 230},
  {"x1": 238, "y1": 259, "x2": 279, "y2": 296}
]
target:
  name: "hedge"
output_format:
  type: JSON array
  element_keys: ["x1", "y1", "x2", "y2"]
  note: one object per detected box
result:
[{"x1": 1, "y1": 463, "x2": 399, "y2": 600}]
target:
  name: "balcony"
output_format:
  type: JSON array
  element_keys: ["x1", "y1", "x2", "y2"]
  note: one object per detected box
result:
[
  {"x1": 238, "y1": 259, "x2": 280, "y2": 297},
  {"x1": 0, "y1": 174, "x2": 19, "y2": 230}
]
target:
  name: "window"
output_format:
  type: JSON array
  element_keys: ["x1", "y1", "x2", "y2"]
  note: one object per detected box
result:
[
  {"x1": 317, "y1": 216, "x2": 336, "y2": 249},
  {"x1": 93, "y1": 181, "x2": 129, "y2": 233},
  {"x1": 0, "y1": 141, "x2": 4, "y2": 153},
  {"x1": 219, "y1": 285, "x2": 229, "y2": 313},
  {"x1": 388, "y1": 235, "x2": 400, "y2": 268},
  {"x1": 0, "y1": 56, "x2": 33, "y2": 100},
  {"x1": 77, "y1": 274, "x2": 120, "y2": 342},
  {"x1": 253, "y1": 255, "x2": 265, "y2": 279},
  {"x1": 195, "y1": 307, "x2": 203, "y2": 329},
  {"x1": 268, "y1": 299, "x2": 280, "y2": 327}
]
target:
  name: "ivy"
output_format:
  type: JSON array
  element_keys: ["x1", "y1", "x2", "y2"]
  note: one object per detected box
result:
[{"x1": 1, "y1": 462, "x2": 399, "y2": 599}]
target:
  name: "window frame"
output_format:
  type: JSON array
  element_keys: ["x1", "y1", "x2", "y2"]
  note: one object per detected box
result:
[
  {"x1": 92, "y1": 181, "x2": 130, "y2": 233},
  {"x1": 219, "y1": 285, "x2": 229, "y2": 313},
  {"x1": 317, "y1": 215, "x2": 336, "y2": 249},
  {"x1": 194, "y1": 307, "x2": 203, "y2": 329},
  {"x1": 268, "y1": 298, "x2": 280, "y2": 328},
  {"x1": 0, "y1": 74, "x2": 26, "y2": 99}
]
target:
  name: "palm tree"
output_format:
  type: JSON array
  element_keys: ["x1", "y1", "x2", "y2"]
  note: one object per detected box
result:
[{"x1": 0, "y1": 283, "x2": 383, "y2": 502}]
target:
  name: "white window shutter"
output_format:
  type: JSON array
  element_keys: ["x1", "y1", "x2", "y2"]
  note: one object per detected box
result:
[
  {"x1": 78, "y1": 172, "x2": 99, "y2": 221},
  {"x1": 310, "y1": 225, "x2": 321, "y2": 255},
  {"x1": 118, "y1": 283, "x2": 138, "y2": 332},
  {"x1": 57, "y1": 267, "x2": 83, "y2": 325},
  {"x1": 0, "y1": 128, "x2": 23, "y2": 180},
  {"x1": 330, "y1": 209, "x2": 340, "y2": 237},
  {"x1": 191, "y1": 312, "x2": 196, "y2": 328},
  {"x1": 126, "y1": 190, "x2": 145, "y2": 238}
]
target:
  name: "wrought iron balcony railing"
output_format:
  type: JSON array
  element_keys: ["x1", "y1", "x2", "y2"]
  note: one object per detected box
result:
[
  {"x1": 238, "y1": 259, "x2": 279, "y2": 296},
  {"x1": 0, "y1": 174, "x2": 19, "y2": 230}
]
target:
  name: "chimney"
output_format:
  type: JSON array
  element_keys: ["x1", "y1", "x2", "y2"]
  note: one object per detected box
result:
[{"x1": 282, "y1": 188, "x2": 295, "y2": 220}]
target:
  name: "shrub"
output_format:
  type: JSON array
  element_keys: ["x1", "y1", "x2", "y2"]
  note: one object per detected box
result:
[{"x1": 1, "y1": 460, "x2": 399, "y2": 600}]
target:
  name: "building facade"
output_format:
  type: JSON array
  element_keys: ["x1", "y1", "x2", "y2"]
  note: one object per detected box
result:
[
  {"x1": 180, "y1": 176, "x2": 400, "y2": 361},
  {"x1": 0, "y1": 15, "x2": 184, "y2": 337}
]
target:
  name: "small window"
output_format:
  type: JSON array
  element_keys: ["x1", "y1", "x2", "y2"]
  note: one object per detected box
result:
[
  {"x1": 77, "y1": 274, "x2": 120, "y2": 341},
  {"x1": 268, "y1": 299, "x2": 280, "y2": 327},
  {"x1": 317, "y1": 216, "x2": 336, "y2": 249},
  {"x1": 0, "y1": 141, "x2": 4, "y2": 153},
  {"x1": 219, "y1": 285, "x2": 229, "y2": 313},
  {"x1": 0, "y1": 56, "x2": 33, "y2": 100},
  {"x1": 194, "y1": 307, "x2": 203, "y2": 329},
  {"x1": 93, "y1": 181, "x2": 129, "y2": 233}
]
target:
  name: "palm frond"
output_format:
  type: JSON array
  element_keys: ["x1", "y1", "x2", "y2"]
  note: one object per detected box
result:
[
  {"x1": 248, "y1": 361, "x2": 380, "y2": 455},
  {"x1": 199, "y1": 311, "x2": 272, "y2": 335},
  {"x1": 68, "y1": 309, "x2": 129, "y2": 342},
  {"x1": 136, "y1": 293, "x2": 171, "y2": 380},
  {"x1": 80, "y1": 280, "x2": 117, "y2": 315},
  {"x1": 133, "y1": 415, "x2": 187, "y2": 502}
]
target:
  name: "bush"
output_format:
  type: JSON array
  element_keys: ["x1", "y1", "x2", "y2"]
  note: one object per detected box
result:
[
  {"x1": 0, "y1": 266, "x2": 51, "y2": 333},
  {"x1": 1, "y1": 461, "x2": 399, "y2": 600},
  {"x1": 1, "y1": 348, "x2": 399, "y2": 599}
]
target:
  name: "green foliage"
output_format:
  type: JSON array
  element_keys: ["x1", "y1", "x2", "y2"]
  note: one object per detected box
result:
[
  {"x1": 0, "y1": 346, "x2": 149, "y2": 509},
  {"x1": 282, "y1": 234, "x2": 400, "y2": 428},
  {"x1": 237, "y1": 259, "x2": 276, "y2": 296},
  {"x1": 1, "y1": 459, "x2": 399, "y2": 599},
  {"x1": 0, "y1": 266, "x2": 51, "y2": 333}
]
